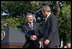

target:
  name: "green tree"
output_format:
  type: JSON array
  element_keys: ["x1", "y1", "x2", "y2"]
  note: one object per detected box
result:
[
  {"x1": 1, "y1": 1, "x2": 71, "y2": 43},
  {"x1": 58, "y1": 2, "x2": 71, "y2": 45}
]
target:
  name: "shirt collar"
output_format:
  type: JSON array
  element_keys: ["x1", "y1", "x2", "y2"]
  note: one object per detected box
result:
[{"x1": 45, "y1": 13, "x2": 51, "y2": 20}]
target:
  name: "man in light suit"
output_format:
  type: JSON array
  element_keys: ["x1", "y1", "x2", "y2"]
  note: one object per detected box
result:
[
  {"x1": 39, "y1": 6, "x2": 60, "y2": 48},
  {"x1": 22, "y1": 13, "x2": 40, "y2": 48}
]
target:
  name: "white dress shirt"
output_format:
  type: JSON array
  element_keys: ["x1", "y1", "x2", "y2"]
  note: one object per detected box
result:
[
  {"x1": 44, "y1": 13, "x2": 51, "y2": 22},
  {"x1": 45, "y1": 15, "x2": 49, "y2": 22}
]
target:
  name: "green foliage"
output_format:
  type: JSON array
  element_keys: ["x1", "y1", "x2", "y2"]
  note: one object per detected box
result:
[
  {"x1": 1, "y1": 1, "x2": 32, "y2": 17},
  {"x1": 1, "y1": 17, "x2": 24, "y2": 30},
  {"x1": 1, "y1": 1, "x2": 71, "y2": 43},
  {"x1": 58, "y1": 3, "x2": 71, "y2": 43}
]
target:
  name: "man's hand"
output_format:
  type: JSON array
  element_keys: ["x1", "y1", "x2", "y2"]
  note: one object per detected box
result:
[
  {"x1": 39, "y1": 41, "x2": 43, "y2": 48},
  {"x1": 30, "y1": 35, "x2": 37, "y2": 41},
  {"x1": 44, "y1": 39, "x2": 50, "y2": 45},
  {"x1": 64, "y1": 43, "x2": 71, "y2": 48},
  {"x1": 67, "y1": 43, "x2": 71, "y2": 48},
  {"x1": 64, "y1": 46, "x2": 67, "y2": 48}
]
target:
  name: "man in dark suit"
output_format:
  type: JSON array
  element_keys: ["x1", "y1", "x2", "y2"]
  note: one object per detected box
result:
[
  {"x1": 22, "y1": 13, "x2": 40, "y2": 48},
  {"x1": 39, "y1": 6, "x2": 60, "y2": 48}
]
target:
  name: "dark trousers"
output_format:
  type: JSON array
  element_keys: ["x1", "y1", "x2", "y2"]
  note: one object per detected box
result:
[
  {"x1": 44, "y1": 45, "x2": 59, "y2": 48},
  {"x1": 24, "y1": 39, "x2": 39, "y2": 48}
]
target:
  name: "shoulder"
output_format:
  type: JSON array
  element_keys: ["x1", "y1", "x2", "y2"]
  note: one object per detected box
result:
[
  {"x1": 34, "y1": 22, "x2": 40, "y2": 27},
  {"x1": 50, "y1": 14, "x2": 56, "y2": 18},
  {"x1": 21, "y1": 22, "x2": 28, "y2": 27},
  {"x1": 49, "y1": 14, "x2": 57, "y2": 20},
  {"x1": 34, "y1": 22, "x2": 38, "y2": 25}
]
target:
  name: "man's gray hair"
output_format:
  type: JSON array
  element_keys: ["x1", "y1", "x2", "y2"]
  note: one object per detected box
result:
[{"x1": 41, "y1": 5, "x2": 51, "y2": 12}]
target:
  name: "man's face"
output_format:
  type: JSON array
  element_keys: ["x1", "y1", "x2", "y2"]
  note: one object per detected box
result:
[
  {"x1": 27, "y1": 15, "x2": 33, "y2": 23},
  {"x1": 42, "y1": 10, "x2": 48, "y2": 18}
]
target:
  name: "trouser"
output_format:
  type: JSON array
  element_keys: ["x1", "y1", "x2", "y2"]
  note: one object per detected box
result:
[
  {"x1": 24, "y1": 40, "x2": 39, "y2": 48},
  {"x1": 44, "y1": 45, "x2": 60, "y2": 48}
]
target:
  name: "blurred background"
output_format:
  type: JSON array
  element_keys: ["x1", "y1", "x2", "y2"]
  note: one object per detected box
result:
[{"x1": 1, "y1": 1, "x2": 71, "y2": 48}]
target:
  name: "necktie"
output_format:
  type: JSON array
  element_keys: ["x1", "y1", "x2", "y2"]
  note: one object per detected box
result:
[{"x1": 44, "y1": 18, "x2": 47, "y2": 23}]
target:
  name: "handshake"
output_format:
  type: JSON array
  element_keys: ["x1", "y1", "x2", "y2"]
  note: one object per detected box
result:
[
  {"x1": 30, "y1": 35, "x2": 37, "y2": 41},
  {"x1": 27, "y1": 30, "x2": 37, "y2": 41},
  {"x1": 27, "y1": 30, "x2": 50, "y2": 48}
]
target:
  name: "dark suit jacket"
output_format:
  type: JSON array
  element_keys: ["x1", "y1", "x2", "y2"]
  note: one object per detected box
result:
[
  {"x1": 41, "y1": 14, "x2": 60, "y2": 47},
  {"x1": 21, "y1": 22, "x2": 40, "y2": 48},
  {"x1": 22, "y1": 22, "x2": 40, "y2": 37}
]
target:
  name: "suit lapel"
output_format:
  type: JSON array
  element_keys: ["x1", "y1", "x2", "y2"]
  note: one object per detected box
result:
[
  {"x1": 33, "y1": 22, "x2": 38, "y2": 35},
  {"x1": 24, "y1": 22, "x2": 38, "y2": 35},
  {"x1": 24, "y1": 23, "x2": 31, "y2": 31},
  {"x1": 33, "y1": 22, "x2": 36, "y2": 31}
]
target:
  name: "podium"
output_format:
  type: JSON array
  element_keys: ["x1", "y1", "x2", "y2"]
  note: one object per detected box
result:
[{"x1": 1, "y1": 26, "x2": 26, "y2": 48}]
